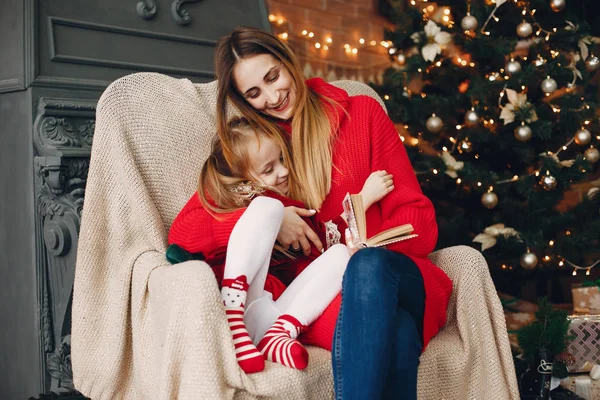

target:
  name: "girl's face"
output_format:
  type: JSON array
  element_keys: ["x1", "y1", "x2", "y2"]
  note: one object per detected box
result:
[
  {"x1": 246, "y1": 134, "x2": 289, "y2": 195},
  {"x1": 233, "y1": 54, "x2": 297, "y2": 121}
]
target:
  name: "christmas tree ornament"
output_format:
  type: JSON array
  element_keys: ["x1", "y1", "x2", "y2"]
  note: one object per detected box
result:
[
  {"x1": 514, "y1": 123, "x2": 532, "y2": 142},
  {"x1": 585, "y1": 55, "x2": 600, "y2": 71},
  {"x1": 550, "y1": 0, "x2": 566, "y2": 12},
  {"x1": 461, "y1": 14, "x2": 479, "y2": 31},
  {"x1": 541, "y1": 77, "x2": 558, "y2": 94},
  {"x1": 396, "y1": 53, "x2": 406, "y2": 65},
  {"x1": 517, "y1": 21, "x2": 533, "y2": 38},
  {"x1": 540, "y1": 174, "x2": 558, "y2": 190},
  {"x1": 440, "y1": 151, "x2": 464, "y2": 178},
  {"x1": 574, "y1": 128, "x2": 592, "y2": 145},
  {"x1": 426, "y1": 114, "x2": 443, "y2": 133},
  {"x1": 481, "y1": 192, "x2": 498, "y2": 209},
  {"x1": 584, "y1": 147, "x2": 599, "y2": 163},
  {"x1": 473, "y1": 223, "x2": 521, "y2": 251},
  {"x1": 506, "y1": 59, "x2": 522, "y2": 75},
  {"x1": 588, "y1": 187, "x2": 599, "y2": 199},
  {"x1": 458, "y1": 139, "x2": 473, "y2": 153},
  {"x1": 520, "y1": 252, "x2": 538, "y2": 269},
  {"x1": 402, "y1": 87, "x2": 411, "y2": 98},
  {"x1": 464, "y1": 109, "x2": 479, "y2": 127}
]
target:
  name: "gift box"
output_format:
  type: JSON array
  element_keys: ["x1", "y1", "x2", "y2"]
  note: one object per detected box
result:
[
  {"x1": 567, "y1": 314, "x2": 600, "y2": 373},
  {"x1": 499, "y1": 292, "x2": 538, "y2": 349},
  {"x1": 559, "y1": 374, "x2": 600, "y2": 400},
  {"x1": 572, "y1": 282, "x2": 600, "y2": 314}
]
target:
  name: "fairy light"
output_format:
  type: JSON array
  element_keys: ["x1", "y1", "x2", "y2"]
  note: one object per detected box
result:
[
  {"x1": 544, "y1": 255, "x2": 551, "y2": 261},
  {"x1": 325, "y1": 37, "x2": 332, "y2": 44},
  {"x1": 277, "y1": 18, "x2": 284, "y2": 25},
  {"x1": 559, "y1": 260, "x2": 564, "y2": 267},
  {"x1": 384, "y1": 95, "x2": 390, "y2": 100},
  {"x1": 268, "y1": 14, "x2": 276, "y2": 21},
  {"x1": 352, "y1": 48, "x2": 358, "y2": 54},
  {"x1": 456, "y1": 178, "x2": 462, "y2": 184},
  {"x1": 370, "y1": 40, "x2": 377, "y2": 46},
  {"x1": 433, "y1": 169, "x2": 439, "y2": 174},
  {"x1": 308, "y1": 32, "x2": 314, "y2": 38},
  {"x1": 549, "y1": 240, "x2": 555, "y2": 246},
  {"x1": 315, "y1": 42, "x2": 321, "y2": 49},
  {"x1": 359, "y1": 38, "x2": 365, "y2": 44},
  {"x1": 301, "y1": 30, "x2": 308, "y2": 35},
  {"x1": 323, "y1": 45, "x2": 329, "y2": 51},
  {"x1": 477, "y1": 182, "x2": 482, "y2": 187}
]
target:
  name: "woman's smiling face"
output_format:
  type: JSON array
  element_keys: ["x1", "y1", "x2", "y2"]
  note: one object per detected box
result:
[{"x1": 233, "y1": 54, "x2": 297, "y2": 121}]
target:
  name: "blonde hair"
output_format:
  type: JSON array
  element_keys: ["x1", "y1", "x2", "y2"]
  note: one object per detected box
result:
[
  {"x1": 198, "y1": 117, "x2": 291, "y2": 214},
  {"x1": 215, "y1": 26, "x2": 341, "y2": 209}
]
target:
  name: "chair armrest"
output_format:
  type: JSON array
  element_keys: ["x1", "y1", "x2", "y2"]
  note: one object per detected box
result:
[{"x1": 129, "y1": 251, "x2": 243, "y2": 399}]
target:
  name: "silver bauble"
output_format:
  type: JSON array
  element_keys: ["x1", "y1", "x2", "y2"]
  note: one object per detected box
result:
[
  {"x1": 397, "y1": 53, "x2": 406, "y2": 65},
  {"x1": 584, "y1": 147, "x2": 599, "y2": 163},
  {"x1": 550, "y1": 0, "x2": 566, "y2": 12},
  {"x1": 517, "y1": 21, "x2": 533, "y2": 38},
  {"x1": 585, "y1": 55, "x2": 600, "y2": 72},
  {"x1": 506, "y1": 60, "x2": 522, "y2": 75},
  {"x1": 426, "y1": 114, "x2": 443, "y2": 133},
  {"x1": 458, "y1": 140, "x2": 473, "y2": 153},
  {"x1": 481, "y1": 192, "x2": 498, "y2": 209},
  {"x1": 541, "y1": 77, "x2": 558, "y2": 94},
  {"x1": 514, "y1": 124, "x2": 532, "y2": 142},
  {"x1": 540, "y1": 174, "x2": 558, "y2": 190},
  {"x1": 520, "y1": 252, "x2": 538, "y2": 270},
  {"x1": 461, "y1": 14, "x2": 479, "y2": 31},
  {"x1": 588, "y1": 187, "x2": 599, "y2": 199},
  {"x1": 464, "y1": 109, "x2": 479, "y2": 127},
  {"x1": 574, "y1": 128, "x2": 592, "y2": 145}
]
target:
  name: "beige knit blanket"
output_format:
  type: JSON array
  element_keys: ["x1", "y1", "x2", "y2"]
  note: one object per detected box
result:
[{"x1": 72, "y1": 72, "x2": 519, "y2": 399}]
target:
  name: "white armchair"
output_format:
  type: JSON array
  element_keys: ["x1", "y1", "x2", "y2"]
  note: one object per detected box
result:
[{"x1": 71, "y1": 72, "x2": 519, "y2": 399}]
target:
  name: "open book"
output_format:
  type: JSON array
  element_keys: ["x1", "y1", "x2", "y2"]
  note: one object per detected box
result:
[{"x1": 342, "y1": 192, "x2": 418, "y2": 248}]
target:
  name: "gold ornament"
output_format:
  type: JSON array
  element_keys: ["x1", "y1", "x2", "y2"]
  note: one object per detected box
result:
[
  {"x1": 585, "y1": 55, "x2": 600, "y2": 72},
  {"x1": 541, "y1": 77, "x2": 558, "y2": 94},
  {"x1": 481, "y1": 192, "x2": 499, "y2": 209},
  {"x1": 550, "y1": 0, "x2": 566, "y2": 12},
  {"x1": 458, "y1": 140, "x2": 473, "y2": 153},
  {"x1": 397, "y1": 53, "x2": 406, "y2": 65},
  {"x1": 514, "y1": 124, "x2": 532, "y2": 142},
  {"x1": 520, "y1": 252, "x2": 538, "y2": 270},
  {"x1": 517, "y1": 21, "x2": 533, "y2": 38},
  {"x1": 461, "y1": 14, "x2": 479, "y2": 31},
  {"x1": 506, "y1": 59, "x2": 522, "y2": 75},
  {"x1": 464, "y1": 109, "x2": 479, "y2": 127},
  {"x1": 426, "y1": 114, "x2": 443, "y2": 133},
  {"x1": 540, "y1": 174, "x2": 558, "y2": 190},
  {"x1": 574, "y1": 128, "x2": 592, "y2": 145},
  {"x1": 584, "y1": 147, "x2": 599, "y2": 163}
]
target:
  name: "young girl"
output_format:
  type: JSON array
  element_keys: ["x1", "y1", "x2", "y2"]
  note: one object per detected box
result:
[{"x1": 168, "y1": 117, "x2": 394, "y2": 374}]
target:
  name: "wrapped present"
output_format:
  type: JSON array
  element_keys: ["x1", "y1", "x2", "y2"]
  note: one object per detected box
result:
[
  {"x1": 567, "y1": 314, "x2": 600, "y2": 373},
  {"x1": 498, "y1": 292, "x2": 538, "y2": 349},
  {"x1": 559, "y1": 373, "x2": 600, "y2": 400},
  {"x1": 572, "y1": 281, "x2": 600, "y2": 314}
]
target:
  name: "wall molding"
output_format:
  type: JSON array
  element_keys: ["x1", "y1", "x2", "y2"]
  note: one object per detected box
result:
[
  {"x1": 136, "y1": 0, "x2": 157, "y2": 20},
  {"x1": 0, "y1": 79, "x2": 25, "y2": 93},
  {"x1": 171, "y1": 0, "x2": 203, "y2": 26},
  {"x1": 47, "y1": 17, "x2": 215, "y2": 78}
]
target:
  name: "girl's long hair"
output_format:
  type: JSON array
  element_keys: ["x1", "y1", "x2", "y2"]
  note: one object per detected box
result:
[
  {"x1": 198, "y1": 117, "x2": 290, "y2": 214},
  {"x1": 215, "y1": 26, "x2": 340, "y2": 210}
]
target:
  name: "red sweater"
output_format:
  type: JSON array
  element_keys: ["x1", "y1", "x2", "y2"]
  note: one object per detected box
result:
[
  {"x1": 294, "y1": 79, "x2": 452, "y2": 351},
  {"x1": 168, "y1": 190, "x2": 326, "y2": 299}
]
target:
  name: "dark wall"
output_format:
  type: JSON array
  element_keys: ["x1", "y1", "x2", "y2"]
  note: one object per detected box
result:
[
  {"x1": 0, "y1": 0, "x2": 25, "y2": 90},
  {"x1": 0, "y1": 91, "x2": 40, "y2": 399}
]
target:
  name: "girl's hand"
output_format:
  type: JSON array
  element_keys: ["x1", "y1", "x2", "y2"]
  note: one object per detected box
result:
[
  {"x1": 360, "y1": 170, "x2": 394, "y2": 210},
  {"x1": 277, "y1": 206, "x2": 324, "y2": 255}
]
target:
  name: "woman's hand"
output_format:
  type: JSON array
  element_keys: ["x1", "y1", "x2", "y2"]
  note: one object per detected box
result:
[
  {"x1": 345, "y1": 228, "x2": 360, "y2": 256},
  {"x1": 360, "y1": 170, "x2": 394, "y2": 210},
  {"x1": 277, "y1": 206, "x2": 324, "y2": 255}
]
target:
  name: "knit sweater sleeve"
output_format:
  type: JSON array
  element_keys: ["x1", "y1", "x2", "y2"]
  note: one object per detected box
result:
[
  {"x1": 167, "y1": 192, "x2": 245, "y2": 254},
  {"x1": 366, "y1": 97, "x2": 438, "y2": 258}
]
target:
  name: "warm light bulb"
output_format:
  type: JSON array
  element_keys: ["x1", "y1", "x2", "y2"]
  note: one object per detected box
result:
[
  {"x1": 549, "y1": 240, "x2": 554, "y2": 246},
  {"x1": 326, "y1": 37, "x2": 332, "y2": 44},
  {"x1": 359, "y1": 38, "x2": 365, "y2": 44},
  {"x1": 308, "y1": 32, "x2": 314, "y2": 38},
  {"x1": 302, "y1": 30, "x2": 308, "y2": 35},
  {"x1": 268, "y1": 14, "x2": 276, "y2": 21},
  {"x1": 456, "y1": 178, "x2": 462, "y2": 184},
  {"x1": 315, "y1": 42, "x2": 321, "y2": 49}
]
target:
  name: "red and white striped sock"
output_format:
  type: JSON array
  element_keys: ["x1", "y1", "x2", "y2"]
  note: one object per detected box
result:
[
  {"x1": 221, "y1": 275, "x2": 264, "y2": 374},
  {"x1": 257, "y1": 314, "x2": 308, "y2": 370}
]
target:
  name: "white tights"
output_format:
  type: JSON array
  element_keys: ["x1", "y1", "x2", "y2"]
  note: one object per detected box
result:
[{"x1": 223, "y1": 196, "x2": 349, "y2": 344}]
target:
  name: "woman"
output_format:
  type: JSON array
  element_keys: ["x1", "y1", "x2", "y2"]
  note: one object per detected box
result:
[{"x1": 214, "y1": 27, "x2": 453, "y2": 399}]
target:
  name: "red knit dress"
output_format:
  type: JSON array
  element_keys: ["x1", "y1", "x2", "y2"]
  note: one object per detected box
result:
[
  {"x1": 168, "y1": 190, "x2": 325, "y2": 300},
  {"x1": 293, "y1": 79, "x2": 453, "y2": 351}
]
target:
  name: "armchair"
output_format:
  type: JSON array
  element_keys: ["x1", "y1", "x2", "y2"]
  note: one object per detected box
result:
[{"x1": 71, "y1": 72, "x2": 519, "y2": 399}]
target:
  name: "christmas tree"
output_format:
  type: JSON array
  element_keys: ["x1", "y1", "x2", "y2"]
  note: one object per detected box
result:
[{"x1": 377, "y1": 0, "x2": 600, "y2": 300}]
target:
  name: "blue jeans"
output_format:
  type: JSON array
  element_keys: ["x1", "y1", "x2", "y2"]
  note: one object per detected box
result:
[{"x1": 333, "y1": 247, "x2": 425, "y2": 400}]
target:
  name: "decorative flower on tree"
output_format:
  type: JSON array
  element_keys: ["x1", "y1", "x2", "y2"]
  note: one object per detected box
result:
[
  {"x1": 473, "y1": 223, "x2": 521, "y2": 251},
  {"x1": 411, "y1": 20, "x2": 452, "y2": 62},
  {"x1": 440, "y1": 151, "x2": 464, "y2": 178},
  {"x1": 499, "y1": 88, "x2": 538, "y2": 125}
]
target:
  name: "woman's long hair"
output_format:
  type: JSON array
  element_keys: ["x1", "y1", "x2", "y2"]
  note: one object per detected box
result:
[{"x1": 214, "y1": 26, "x2": 339, "y2": 210}]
